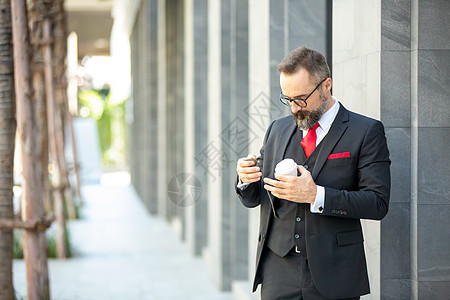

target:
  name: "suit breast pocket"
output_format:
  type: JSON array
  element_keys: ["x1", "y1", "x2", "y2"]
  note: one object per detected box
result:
[
  {"x1": 319, "y1": 156, "x2": 357, "y2": 190},
  {"x1": 325, "y1": 156, "x2": 357, "y2": 166}
]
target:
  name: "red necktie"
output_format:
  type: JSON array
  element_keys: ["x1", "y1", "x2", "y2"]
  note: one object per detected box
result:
[{"x1": 301, "y1": 123, "x2": 320, "y2": 158}]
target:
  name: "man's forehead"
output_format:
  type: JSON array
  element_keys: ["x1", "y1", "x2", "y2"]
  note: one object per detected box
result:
[
  {"x1": 281, "y1": 69, "x2": 314, "y2": 83},
  {"x1": 280, "y1": 69, "x2": 315, "y2": 94}
]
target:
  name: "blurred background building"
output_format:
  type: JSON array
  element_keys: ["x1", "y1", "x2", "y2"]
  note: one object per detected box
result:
[{"x1": 66, "y1": 0, "x2": 449, "y2": 299}]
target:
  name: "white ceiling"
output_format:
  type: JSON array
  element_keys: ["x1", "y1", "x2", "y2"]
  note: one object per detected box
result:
[{"x1": 65, "y1": 0, "x2": 113, "y2": 58}]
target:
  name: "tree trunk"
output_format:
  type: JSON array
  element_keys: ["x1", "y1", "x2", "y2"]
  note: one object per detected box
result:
[
  {"x1": 52, "y1": 0, "x2": 78, "y2": 218},
  {"x1": 43, "y1": 16, "x2": 67, "y2": 258},
  {"x1": 0, "y1": 0, "x2": 16, "y2": 298},
  {"x1": 11, "y1": 0, "x2": 50, "y2": 298},
  {"x1": 28, "y1": 0, "x2": 51, "y2": 214}
]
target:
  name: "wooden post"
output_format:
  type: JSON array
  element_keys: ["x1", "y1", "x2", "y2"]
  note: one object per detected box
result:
[
  {"x1": 10, "y1": 0, "x2": 50, "y2": 298},
  {"x1": 41, "y1": 0, "x2": 76, "y2": 221},
  {"x1": 0, "y1": 0, "x2": 16, "y2": 298},
  {"x1": 53, "y1": 0, "x2": 81, "y2": 211},
  {"x1": 43, "y1": 17, "x2": 68, "y2": 258},
  {"x1": 28, "y1": 0, "x2": 51, "y2": 214},
  {"x1": 66, "y1": 101, "x2": 83, "y2": 203}
]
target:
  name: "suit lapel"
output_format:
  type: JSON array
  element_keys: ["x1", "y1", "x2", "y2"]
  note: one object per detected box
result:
[
  {"x1": 272, "y1": 116, "x2": 297, "y2": 178},
  {"x1": 311, "y1": 104, "x2": 349, "y2": 180}
]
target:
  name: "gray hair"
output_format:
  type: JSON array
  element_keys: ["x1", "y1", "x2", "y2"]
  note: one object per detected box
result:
[{"x1": 277, "y1": 46, "x2": 330, "y2": 84}]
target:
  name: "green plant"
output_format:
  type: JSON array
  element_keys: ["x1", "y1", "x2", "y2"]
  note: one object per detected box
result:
[
  {"x1": 13, "y1": 229, "x2": 24, "y2": 259},
  {"x1": 78, "y1": 86, "x2": 128, "y2": 168},
  {"x1": 46, "y1": 226, "x2": 73, "y2": 258},
  {"x1": 46, "y1": 233, "x2": 56, "y2": 258},
  {"x1": 64, "y1": 198, "x2": 80, "y2": 220},
  {"x1": 13, "y1": 227, "x2": 75, "y2": 259}
]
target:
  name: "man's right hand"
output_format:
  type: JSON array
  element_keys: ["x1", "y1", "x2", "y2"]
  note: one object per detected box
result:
[{"x1": 236, "y1": 154, "x2": 262, "y2": 184}]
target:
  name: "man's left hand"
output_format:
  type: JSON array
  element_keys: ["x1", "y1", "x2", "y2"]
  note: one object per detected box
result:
[{"x1": 263, "y1": 165, "x2": 316, "y2": 204}]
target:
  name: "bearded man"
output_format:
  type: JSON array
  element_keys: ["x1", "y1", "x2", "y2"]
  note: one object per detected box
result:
[{"x1": 235, "y1": 46, "x2": 391, "y2": 300}]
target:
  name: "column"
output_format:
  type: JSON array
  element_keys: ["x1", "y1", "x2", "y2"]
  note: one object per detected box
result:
[
  {"x1": 184, "y1": 0, "x2": 208, "y2": 255},
  {"x1": 165, "y1": 0, "x2": 185, "y2": 227},
  {"x1": 141, "y1": 0, "x2": 151, "y2": 210},
  {"x1": 333, "y1": 1, "x2": 382, "y2": 299},
  {"x1": 229, "y1": 0, "x2": 250, "y2": 283},
  {"x1": 380, "y1": 0, "x2": 412, "y2": 298},
  {"x1": 136, "y1": 7, "x2": 147, "y2": 202},
  {"x1": 184, "y1": 0, "x2": 195, "y2": 253},
  {"x1": 269, "y1": 0, "x2": 329, "y2": 131},
  {"x1": 173, "y1": 0, "x2": 186, "y2": 239},
  {"x1": 413, "y1": 0, "x2": 450, "y2": 298},
  {"x1": 129, "y1": 24, "x2": 137, "y2": 193},
  {"x1": 157, "y1": 0, "x2": 168, "y2": 219},
  {"x1": 165, "y1": 0, "x2": 176, "y2": 222},
  {"x1": 379, "y1": 0, "x2": 450, "y2": 298},
  {"x1": 144, "y1": 0, "x2": 159, "y2": 214},
  {"x1": 240, "y1": 0, "x2": 271, "y2": 296},
  {"x1": 206, "y1": 0, "x2": 226, "y2": 289}
]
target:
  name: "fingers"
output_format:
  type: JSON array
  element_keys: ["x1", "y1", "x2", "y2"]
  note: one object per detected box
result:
[
  {"x1": 237, "y1": 154, "x2": 262, "y2": 183},
  {"x1": 263, "y1": 180, "x2": 288, "y2": 199},
  {"x1": 263, "y1": 177, "x2": 288, "y2": 188},
  {"x1": 238, "y1": 154, "x2": 258, "y2": 167},
  {"x1": 239, "y1": 158, "x2": 257, "y2": 168},
  {"x1": 237, "y1": 159, "x2": 260, "y2": 172},
  {"x1": 238, "y1": 166, "x2": 261, "y2": 183},
  {"x1": 297, "y1": 165, "x2": 311, "y2": 178},
  {"x1": 274, "y1": 173, "x2": 291, "y2": 181},
  {"x1": 263, "y1": 177, "x2": 289, "y2": 198},
  {"x1": 239, "y1": 172, "x2": 262, "y2": 183}
]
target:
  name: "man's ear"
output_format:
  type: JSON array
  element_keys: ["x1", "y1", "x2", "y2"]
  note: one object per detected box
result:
[{"x1": 324, "y1": 77, "x2": 332, "y2": 92}]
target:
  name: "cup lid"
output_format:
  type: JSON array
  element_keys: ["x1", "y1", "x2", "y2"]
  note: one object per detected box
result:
[{"x1": 275, "y1": 158, "x2": 298, "y2": 175}]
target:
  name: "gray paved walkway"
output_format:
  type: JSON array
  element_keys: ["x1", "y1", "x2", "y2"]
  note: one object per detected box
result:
[{"x1": 13, "y1": 173, "x2": 236, "y2": 300}]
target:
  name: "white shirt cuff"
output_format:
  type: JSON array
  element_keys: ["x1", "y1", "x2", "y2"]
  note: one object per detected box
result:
[
  {"x1": 310, "y1": 185, "x2": 325, "y2": 213},
  {"x1": 237, "y1": 177, "x2": 250, "y2": 190}
]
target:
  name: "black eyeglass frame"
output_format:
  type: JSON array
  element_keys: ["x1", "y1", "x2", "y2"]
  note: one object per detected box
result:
[{"x1": 279, "y1": 78, "x2": 327, "y2": 108}]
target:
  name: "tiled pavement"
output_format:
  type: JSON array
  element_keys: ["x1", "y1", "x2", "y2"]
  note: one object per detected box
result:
[{"x1": 13, "y1": 173, "x2": 237, "y2": 300}]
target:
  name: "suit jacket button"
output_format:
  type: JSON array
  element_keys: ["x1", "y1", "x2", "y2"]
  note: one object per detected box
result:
[{"x1": 294, "y1": 234, "x2": 300, "y2": 239}]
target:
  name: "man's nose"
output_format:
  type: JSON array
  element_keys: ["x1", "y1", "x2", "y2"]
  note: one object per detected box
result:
[{"x1": 291, "y1": 104, "x2": 301, "y2": 114}]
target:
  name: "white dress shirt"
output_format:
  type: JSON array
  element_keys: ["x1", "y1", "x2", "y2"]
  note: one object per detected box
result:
[
  {"x1": 307, "y1": 96, "x2": 339, "y2": 212},
  {"x1": 238, "y1": 96, "x2": 340, "y2": 213}
]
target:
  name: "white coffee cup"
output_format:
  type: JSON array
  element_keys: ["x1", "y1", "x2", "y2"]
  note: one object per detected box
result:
[{"x1": 275, "y1": 158, "x2": 298, "y2": 177}]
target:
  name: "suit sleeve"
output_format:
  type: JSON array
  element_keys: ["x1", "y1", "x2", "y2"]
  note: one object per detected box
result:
[
  {"x1": 322, "y1": 121, "x2": 391, "y2": 220},
  {"x1": 235, "y1": 120, "x2": 275, "y2": 208}
]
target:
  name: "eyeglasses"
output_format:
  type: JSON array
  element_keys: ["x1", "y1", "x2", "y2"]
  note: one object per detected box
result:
[{"x1": 279, "y1": 78, "x2": 326, "y2": 108}]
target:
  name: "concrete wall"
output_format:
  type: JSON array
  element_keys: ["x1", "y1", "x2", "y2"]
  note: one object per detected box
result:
[
  {"x1": 382, "y1": 0, "x2": 450, "y2": 299},
  {"x1": 124, "y1": 0, "x2": 449, "y2": 299},
  {"x1": 334, "y1": 0, "x2": 450, "y2": 299}
]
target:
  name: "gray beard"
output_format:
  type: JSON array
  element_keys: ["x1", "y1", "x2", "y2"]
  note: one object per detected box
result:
[{"x1": 292, "y1": 92, "x2": 328, "y2": 130}]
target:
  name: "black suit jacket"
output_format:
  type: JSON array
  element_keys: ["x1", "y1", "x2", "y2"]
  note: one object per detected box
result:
[{"x1": 236, "y1": 103, "x2": 391, "y2": 299}]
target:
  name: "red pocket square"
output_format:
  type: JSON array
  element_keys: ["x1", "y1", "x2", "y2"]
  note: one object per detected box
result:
[{"x1": 328, "y1": 152, "x2": 350, "y2": 159}]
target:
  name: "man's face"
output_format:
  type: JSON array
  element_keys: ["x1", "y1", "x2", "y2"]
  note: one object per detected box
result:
[{"x1": 279, "y1": 69, "x2": 330, "y2": 130}]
